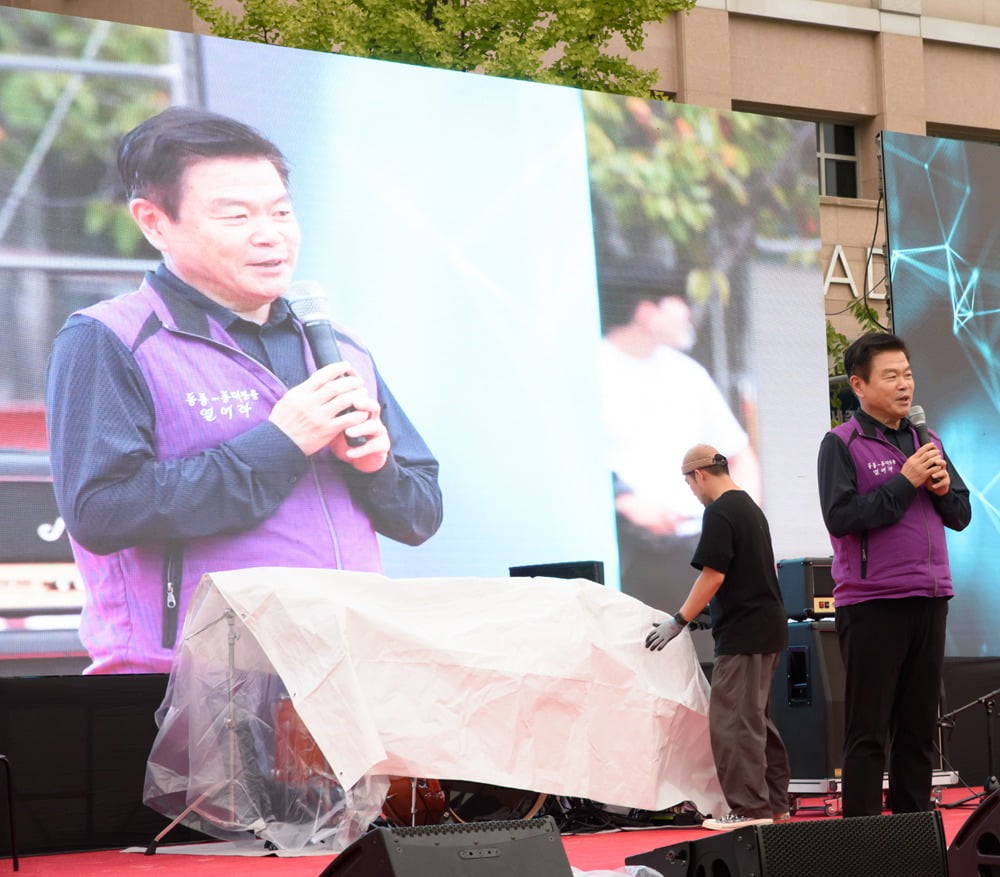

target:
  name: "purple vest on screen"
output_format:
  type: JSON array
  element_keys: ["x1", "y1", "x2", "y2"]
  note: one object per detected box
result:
[
  {"x1": 827, "y1": 416, "x2": 953, "y2": 607},
  {"x1": 72, "y1": 280, "x2": 381, "y2": 674}
]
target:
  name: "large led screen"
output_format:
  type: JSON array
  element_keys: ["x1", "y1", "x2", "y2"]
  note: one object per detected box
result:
[
  {"x1": 0, "y1": 7, "x2": 832, "y2": 675},
  {"x1": 882, "y1": 129, "x2": 1000, "y2": 657}
]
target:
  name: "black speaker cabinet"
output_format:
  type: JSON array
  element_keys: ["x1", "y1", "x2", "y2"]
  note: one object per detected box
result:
[
  {"x1": 319, "y1": 817, "x2": 572, "y2": 877},
  {"x1": 777, "y1": 556, "x2": 834, "y2": 620},
  {"x1": 948, "y1": 788, "x2": 1000, "y2": 875},
  {"x1": 773, "y1": 620, "x2": 845, "y2": 779},
  {"x1": 626, "y1": 810, "x2": 947, "y2": 877}
]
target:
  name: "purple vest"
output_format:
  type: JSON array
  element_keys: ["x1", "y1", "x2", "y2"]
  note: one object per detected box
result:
[
  {"x1": 828, "y1": 416, "x2": 953, "y2": 607},
  {"x1": 72, "y1": 280, "x2": 381, "y2": 674}
]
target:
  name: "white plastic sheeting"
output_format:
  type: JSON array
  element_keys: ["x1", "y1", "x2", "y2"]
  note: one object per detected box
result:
[{"x1": 144, "y1": 568, "x2": 725, "y2": 851}]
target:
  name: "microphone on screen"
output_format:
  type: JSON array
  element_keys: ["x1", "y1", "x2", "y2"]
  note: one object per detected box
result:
[
  {"x1": 908, "y1": 404, "x2": 931, "y2": 447},
  {"x1": 285, "y1": 281, "x2": 367, "y2": 447},
  {"x1": 909, "y1": 404, "x2": 943, "y2": 483}
]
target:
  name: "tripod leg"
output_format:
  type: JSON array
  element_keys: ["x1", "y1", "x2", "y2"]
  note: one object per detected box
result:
[{"x1": 144, "y1": 778, "x2": 230, "y2": 855}]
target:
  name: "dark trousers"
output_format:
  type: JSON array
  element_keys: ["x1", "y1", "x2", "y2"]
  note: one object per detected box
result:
[
  {"x1": 837, "y1": 596, "x2": 948, "y2": 817},
  {"x1": 710, "y1": 652, "x2": 790, "y2": 818}
]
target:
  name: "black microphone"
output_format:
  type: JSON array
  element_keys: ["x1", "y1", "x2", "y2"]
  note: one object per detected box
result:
[
  {"x1": 908, "y1": 404, "x2": 931, "y2": 447},
  {"x1": 909, "y1": 404, "x2": 943, "y2": 483},
  {"x1": 285, "y1": 281, "x2": 367, "y2": 447}
]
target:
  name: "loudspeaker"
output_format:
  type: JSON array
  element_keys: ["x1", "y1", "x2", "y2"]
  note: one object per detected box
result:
[
  {"x1": 319, "y1": 816, "x2": 572, "y2": 877},
  {"x1": 777, "y1": 556, "x2": 834, "y2": 620},
  {"x1": 948, "y1": 789, "x2": 1000, "y2": 875},
  {"x1": 508, "y1": 560, "x2": 604, "y2": 585},
  {"x1": 626, "y1": 810, "x2": 947, "y2": 877},
  {"x1": 773, "y1": 619, "x2": 844, "y2": 778}
]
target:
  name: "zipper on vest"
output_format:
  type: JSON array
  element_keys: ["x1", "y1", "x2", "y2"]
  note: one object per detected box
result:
[
  {"x1": 919, "y1": 493, "x2": 939, "y2": 597},
  {"x1": 162, "y1": 542, "x2": 183, "y2": 649},
  {"x1": 860, "y1": 534, "x2": 868, "y2": 579},
  {"x1": 310, "y1": 462, "x2": 343, "y2": 568}
]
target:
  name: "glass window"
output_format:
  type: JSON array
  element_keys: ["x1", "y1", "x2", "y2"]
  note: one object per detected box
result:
[{"x1": 817, "y1": 123, "x2": 858, "y2": 198}]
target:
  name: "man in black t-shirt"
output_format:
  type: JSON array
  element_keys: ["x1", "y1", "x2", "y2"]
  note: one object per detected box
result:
[{"x1": 645, "y1": 444, "x2": 789, "y2": 831}]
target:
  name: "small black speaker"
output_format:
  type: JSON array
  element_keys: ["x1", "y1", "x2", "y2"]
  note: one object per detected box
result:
[
  {"x1": 626, "y1": 811, "x2": 948, "y2": 877},
  {"x1": 948, "y1": 789, "x2": 1000, "y2": 875},
  {"x1": 508, "y1": 560, "x2": 604, "y2": 585},
  {"x1": 319, "y1": 816, "x2": 572, "y2": 877}
]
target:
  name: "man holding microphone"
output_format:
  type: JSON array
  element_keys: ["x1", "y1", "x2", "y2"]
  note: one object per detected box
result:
[{"x1": 817, "y1": 332, "x2": 971, "y2": 817}]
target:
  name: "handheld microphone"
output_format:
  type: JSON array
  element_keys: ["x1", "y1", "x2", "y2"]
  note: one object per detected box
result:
[
  {"x1": 909, "y1": 404, "x2": 943, "y2": 483},
  {"x1": 908, "y1": 404, "x2": 931, "y2": 447},
  {"x1": 285, "y1": 281, "x2": 367, "y2": 447}
]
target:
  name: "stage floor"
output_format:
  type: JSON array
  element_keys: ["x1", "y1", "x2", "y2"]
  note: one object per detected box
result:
[{"x1": 2, "y1": 785, "x2": 986, "y2": 876}]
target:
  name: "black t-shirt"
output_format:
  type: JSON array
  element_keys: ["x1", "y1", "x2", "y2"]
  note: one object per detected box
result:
[{"x1": 691, "y1": 489, "x2": 788, "y2": 656}]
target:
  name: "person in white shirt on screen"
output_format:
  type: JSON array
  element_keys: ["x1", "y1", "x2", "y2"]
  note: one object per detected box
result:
[{"x1": 597, "y1": 250, "x2": 760, "y2": 618}]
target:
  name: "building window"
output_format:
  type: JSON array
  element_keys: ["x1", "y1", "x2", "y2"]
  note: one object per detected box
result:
[{"x1": 817, "y1": 123, "x2": 858, "y2": 198}]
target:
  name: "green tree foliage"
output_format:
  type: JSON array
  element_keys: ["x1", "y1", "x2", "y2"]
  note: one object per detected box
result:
[
  {"x1": 583, "y1": 92, "x2": 820, "y2": 271},
  {"x1": 826, "y1": 300, "x2": 885, "y2": 377},
  {"x1": 185, "y1": 0, "x2": 696, "y2": 96}
]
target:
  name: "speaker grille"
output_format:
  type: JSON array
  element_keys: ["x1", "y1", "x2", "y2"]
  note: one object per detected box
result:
[
  {"x1": 756, "y1": 812, "x2": 946, "y2": 877},
  {"x1": 387, "y1": 817, "x2": 555, "y2": 840}
]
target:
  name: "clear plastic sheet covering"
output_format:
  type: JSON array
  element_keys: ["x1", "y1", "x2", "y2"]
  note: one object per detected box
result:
[
  {"x1": 143, "y1": 607, "x2": 387, "y2": 852},
  {"x1": 144, "y1": 568, "x2": 726, "y2": 853}
]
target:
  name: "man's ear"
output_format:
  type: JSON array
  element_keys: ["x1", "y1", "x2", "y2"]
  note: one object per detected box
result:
[
  {"x1": 848, "y1": 373, "x2": 865, "y2": 401},
  {"x1": 128, "y1": 198, "x2": 171, "y2": 251}
]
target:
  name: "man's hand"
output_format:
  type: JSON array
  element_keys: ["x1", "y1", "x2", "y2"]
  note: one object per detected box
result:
[
  {"x1": 926, "y1": 462, "x2": 951, "y2": 496},
  {"x1": 269, "y1": 363, "x2": 389, "y2": 471},
  {"x1": 645, "y1": 616, "x2": 685, "y2": 651},
  {"x1": 901, "y1": 442, "x2": 947, "y2": 491},
  {"x1": 329, "y1": 392, "x2": 390, "y2": 473}
]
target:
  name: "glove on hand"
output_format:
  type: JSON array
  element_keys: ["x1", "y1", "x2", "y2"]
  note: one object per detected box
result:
[{"x1": 645, "y1": 616, "x2": 685, "y2": 651}]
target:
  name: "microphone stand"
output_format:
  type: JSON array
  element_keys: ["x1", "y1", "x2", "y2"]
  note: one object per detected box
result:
[
  {"x1": 938, "y1": 686, "x2": 1000, "y2": 809},
  {"x1": 146, "y1": 609, "x2": 243, "y2": 853}
]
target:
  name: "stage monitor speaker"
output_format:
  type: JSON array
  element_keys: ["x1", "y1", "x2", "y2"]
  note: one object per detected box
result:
[
  {"x1": 948, "y1": 788, "x2": 1000, "y2": 875},
  {"x1": 777, "y1": 556, "x2": 834, "y2": 620},
  {"x1": 626, "y1": 810, "x2": 947, "y2": 877},
  {"x1": 319, "y1": 816, "x2": 572, "y2": 877}
]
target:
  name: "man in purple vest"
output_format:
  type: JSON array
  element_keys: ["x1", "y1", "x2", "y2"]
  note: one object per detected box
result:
[
  {"x1": 817, "y1": 332, "x2": 970, "y2": 817},
  {"x1": 46, "y1": 107, "x2": 443, "y2": 674}
]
